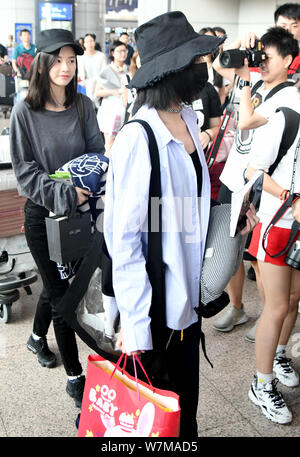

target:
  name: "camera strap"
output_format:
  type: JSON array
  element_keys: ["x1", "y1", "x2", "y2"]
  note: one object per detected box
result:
[
  {"x1": 262, "y1": 136, "x2": 300, "y2": 258},
  {"x1": 205, "y1": 80, "x2": 295, "y2": 169},
  {"x1": 205, "y1": 76, "x2": 238, "y2": 168},
  {"x1": 205, "y1": 107, "x2": 235, "y2": 168}
]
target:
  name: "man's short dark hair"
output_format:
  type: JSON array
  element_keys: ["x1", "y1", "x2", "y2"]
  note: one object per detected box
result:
[
  {"x1": 274, "y1": 2, "x2": 300, "y2": 22},
  {"x1": 261, "y1": 26, "x2": 299, "y2": 61},
  {"x1": 213, "y1": 26, "x2": 226, "y2": 35},
  {"x1": 20, "y1": 29, "x2": 30, "y2": 35},
  {"x1": 120, "y1": 32, "x2": 129, "y2": 37},
  {"x1": 199, "y1": 27, "x2": 216, "y2": 36}
]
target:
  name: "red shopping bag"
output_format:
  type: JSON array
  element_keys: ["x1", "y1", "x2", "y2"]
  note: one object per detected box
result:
[{"x1": 78, "y1": 354, "x2": 180, "y2": 438}]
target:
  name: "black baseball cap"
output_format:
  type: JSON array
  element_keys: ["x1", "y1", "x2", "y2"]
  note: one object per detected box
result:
[{"x1": 36, "y1": 28, "x2": 84, "y2": 55}]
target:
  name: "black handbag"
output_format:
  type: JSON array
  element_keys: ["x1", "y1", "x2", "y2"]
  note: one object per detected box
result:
[{"x1": 45, "y1": 212, "x2": 92, "y2": 263}]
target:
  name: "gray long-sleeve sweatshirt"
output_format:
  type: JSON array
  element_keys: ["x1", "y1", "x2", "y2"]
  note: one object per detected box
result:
[{"x1": 9, "y1": 94, "x2": 105, "y2": 216}]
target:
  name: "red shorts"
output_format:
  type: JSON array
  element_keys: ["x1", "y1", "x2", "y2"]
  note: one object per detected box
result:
[{"x1": 249, "y1": 222, "x2": 300, "y2": 266}]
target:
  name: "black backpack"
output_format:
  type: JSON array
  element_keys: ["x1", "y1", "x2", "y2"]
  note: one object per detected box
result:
[{"x1": 268, "y1": 106, "x2": 300, "y2": 176}]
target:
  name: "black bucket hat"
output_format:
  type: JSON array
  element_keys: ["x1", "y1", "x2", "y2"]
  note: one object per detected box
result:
[
  {"x1": 36, "y1": 28, "x2": 84, "y2": 55},
  {"x1": 128, "y1": 11, "x2": 226, "y2": 89}
]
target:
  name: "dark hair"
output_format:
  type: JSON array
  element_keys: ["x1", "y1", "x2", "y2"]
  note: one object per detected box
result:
[
  {"x1": 198, "y1": 27, "x2": 216, "y2": 36},
  {"x1": 83, "y1": 33, "x2": 96, "y2": 51},
  {"x1": 20, "y1": 29, "x2": 30, "y2": 36},
  {"x1": 198, "y1": 27, "x2": 220, "y2": 65},
  {"x1": 135, "y1": 62, "x2": 207, "y2": 110},
  {"x1": 108, "y1": 40, "x2": 127, "y2": 62},
  {"x1": 261, "y1": 26, "x2": 299, "y2": 61},
  {"x1": 25, "y1": 50, "x2": 78, "y2": 111},
  {"x1": 120, "y1": 32, "x2": 129, "y2": 37},
  {"x1": 84, "y1": 33, "x2": 96, "y2": 41},
  {"x1": 213, "y1": 26, "x2": 226, "y2": 35},
  {"x1": 274, "y1": 2, "x2": 300, "y2": 22}
]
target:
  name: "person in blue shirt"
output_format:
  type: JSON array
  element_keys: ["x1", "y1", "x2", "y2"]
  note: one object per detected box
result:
[{"x1": 12, "y1": 29, "x2": 36, "y2": 78}]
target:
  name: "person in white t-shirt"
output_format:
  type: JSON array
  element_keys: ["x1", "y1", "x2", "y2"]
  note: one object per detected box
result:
[
  {"x1": 245, "y1": 106, "x2": 300, "y2": 425},
  {"x1": 211, "y1": 27, "x2": 299, "y2": 339},
  {"x1": 77, "y1": 33, "x2": 107, "y2": 103}
]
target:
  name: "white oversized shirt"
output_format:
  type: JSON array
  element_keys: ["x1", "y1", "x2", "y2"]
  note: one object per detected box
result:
[{"x1": 103, "y1": 105, "x2": 211, "y2": 353}]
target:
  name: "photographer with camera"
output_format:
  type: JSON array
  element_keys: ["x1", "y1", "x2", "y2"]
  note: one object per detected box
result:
[{"x1": 211, "y1": 28, "x2": 299, "y2": 342}]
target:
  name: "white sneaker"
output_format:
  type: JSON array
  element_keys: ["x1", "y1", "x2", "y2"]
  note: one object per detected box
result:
[
  {"x1": 248, "y1": 376, "x2": 292, "y2": 424},
  {"x1": 213, "y1": 304, "x2": 248, "y2": 332},
  {"x1": 273, "y1": 352, "x2": 299, "y2": 387}
]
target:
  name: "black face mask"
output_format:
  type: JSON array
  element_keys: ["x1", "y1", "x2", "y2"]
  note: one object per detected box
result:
[
  {"x1": 175, "y1": 61, "x2": 208, "y2": 105},
  {"x1": 189, "y1": 62, "x2": 209, "y2": 100}
]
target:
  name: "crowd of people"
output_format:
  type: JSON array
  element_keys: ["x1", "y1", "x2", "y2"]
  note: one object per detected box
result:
[{"x1": 4, "y1": 1, "x2": 300, "y2": 438}]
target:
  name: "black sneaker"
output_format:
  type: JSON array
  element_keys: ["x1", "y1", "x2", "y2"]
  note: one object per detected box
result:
[
  {"x1": 27, "y1": 334, "x2": 56, "y2": 368},
  {"x1": 247, "y1": 266, "x2": 256, "y2": 281},
  {"x1": 66, "y1": 375, "x2": 86, "y2": 408}
]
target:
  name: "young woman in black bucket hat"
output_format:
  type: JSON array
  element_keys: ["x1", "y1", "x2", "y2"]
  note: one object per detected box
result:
[{"x1": 103, "y1": 11, "x2": 257, "y2": 437}]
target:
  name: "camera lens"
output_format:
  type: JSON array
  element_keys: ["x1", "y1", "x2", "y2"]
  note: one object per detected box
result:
[
  {"x1": 219, "y1": 49, "x2": 246, "y2": 68},
  {"x1": 219, "y1": 51, "x2": 231, "y2": 67}
]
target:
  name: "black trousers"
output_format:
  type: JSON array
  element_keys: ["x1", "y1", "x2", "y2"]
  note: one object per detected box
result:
[
  {"x1": 137, "y1": 319, "x2": 202, "y2": 439},
  {"x1": 24, "y1": 200, "x2": 82, "y2": 376},
  {"x1": 32, "y1": 287, "x2": 52, "y2": 337}
]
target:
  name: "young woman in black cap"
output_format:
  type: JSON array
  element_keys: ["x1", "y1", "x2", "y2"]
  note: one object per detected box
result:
[
  {"x1": 10, "y1": 29, "x2": 105, "y2": 408},
  {"x1": 103, "y1": 11, "x2": 258, "y2": 437}
]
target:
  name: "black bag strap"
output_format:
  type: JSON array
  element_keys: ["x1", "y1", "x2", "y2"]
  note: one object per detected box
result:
[
  {"x1": 262, "y1": 195, "x2": 300, "y2": 258},
  {"x1": 126, "y1": 119, "x2": 166, "y2": 348},
  {"x1": 265, "y1": 81, "x2": 295, "y2": 101},
  {"x1": 75, "y1": 93, "x2": 85, "y2": 139},
  {"x1": 268, "y1": 107, "x2": 300, "y2": 176},
  {"x1": 262, "y1": 137, "x2": 300, "y2": 258},
  {"x1": 126, "y1": 119, "x2": 162, "y2": 251},
  {"x1": 250, "y1": 80, "x2": 295, "y2": 100},
  {"x1": 250, "y1": 79, "x2": 263, "y2": 97}
]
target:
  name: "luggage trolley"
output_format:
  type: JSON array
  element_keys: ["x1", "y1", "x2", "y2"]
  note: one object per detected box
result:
[
  {"x1": 0, "y1": 133, "x2": 38, "y2": 323},
  {"x1": 0, "y1": 65, "x2": 15, "y2": 119}
]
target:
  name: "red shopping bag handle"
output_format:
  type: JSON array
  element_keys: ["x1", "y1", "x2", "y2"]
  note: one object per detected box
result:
[
  {"x1": 111, "y1": 353, "x2": 155, "y2": 400},
  {"x1": 133, "y1": 355, "x2": 154, "y2": 390},
  {"x1": 111, "y1": 353, "x2": 128, "y2": 378}
]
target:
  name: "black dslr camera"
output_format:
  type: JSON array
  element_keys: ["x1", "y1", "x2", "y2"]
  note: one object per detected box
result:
[
  {"x1": 219, "y1": 40, "x2": 267, "y2": 68},
  {"x1": 285, "y1": 236, "x2": 300, "y2": 270}
]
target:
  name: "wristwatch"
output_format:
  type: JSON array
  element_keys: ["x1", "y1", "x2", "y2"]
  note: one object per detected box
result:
[{"x1": 238, "y1": 79, "x2": 251, "y2": 89}]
